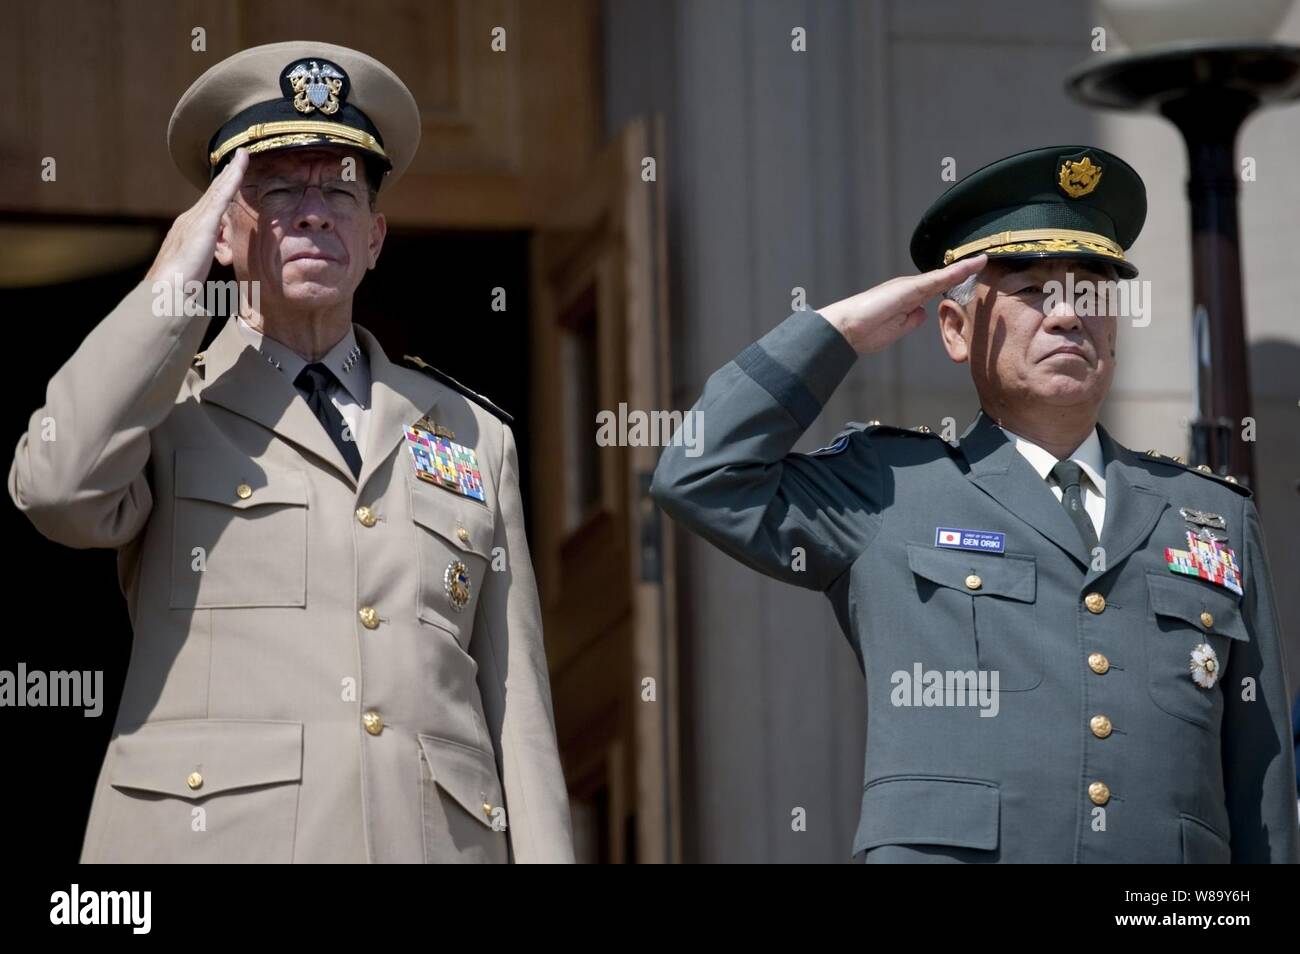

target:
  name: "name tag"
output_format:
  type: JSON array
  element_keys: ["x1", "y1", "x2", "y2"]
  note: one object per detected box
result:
[{"x1": 935, "y1": 527, "x2": 1006, "y2": 553}]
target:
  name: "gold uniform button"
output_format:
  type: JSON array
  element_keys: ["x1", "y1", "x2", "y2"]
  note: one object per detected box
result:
[
  {"x1": 359, "y1": 606, "x2": 380, "y2": 629},
  {"x1": 1087, "y1": 652, "x2": 1110, "y2": 675},
  {"x1": 236, "y1": 483, "x2": 252, "y2": 500},
  {"x1": 457, "y1": 527, "x2": 470, "y2": 544},
  {"x1": 1088, "y1": 781, "x2": 1110, "y2": 805},
  {"x1": 1196, "y1": 464, "x2": 1212, "y2": 473},
  {"x1": 482, "y1": 802, "x2": 493, "y2": 817},
  {"x1": 1084, "y1": 592, "x2": 1106, "y2": 614},
  {"x1": 1200, "y1": 611, "x2": 1214, "y2": 629},
  {"x1": 1225, "y1": 475, "x2": 1238, "y2": 484},
  {"x1": 1172, "y1": 455, "x2": 1186, "y2": 464},
  {"x1": 355, "y1": 505, "x2": 377, "y2": 527},
  {"x1": 362, "y1": 710, "x2": 384, "y2": 735},
  {"x1": 186, "y1": 771, "x2": 204, "y2": 790},
  {"x1": 965, "y1": 574, "x2": 982, "y2": 591},
  {"x1": 1090, "y1": 714, "x2": 1113, "y2": 738}
]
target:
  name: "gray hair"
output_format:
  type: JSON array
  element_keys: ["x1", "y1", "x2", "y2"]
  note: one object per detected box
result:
[{"x1": 943, "y1": 273, "x2": 979, "y2": 306}]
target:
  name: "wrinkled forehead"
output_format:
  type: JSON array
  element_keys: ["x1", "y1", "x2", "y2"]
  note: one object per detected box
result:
[{"x1": 248, "y1": 146, "x2": 366, "y2": 179}]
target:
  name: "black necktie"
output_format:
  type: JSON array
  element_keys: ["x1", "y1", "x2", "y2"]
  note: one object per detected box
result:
[
  {"x1": 294, "y1": 362, "x2": 362, "y2": 477},
  {"x1": 1049, "y1": 459, "x2": 1099, "y2": 554}
]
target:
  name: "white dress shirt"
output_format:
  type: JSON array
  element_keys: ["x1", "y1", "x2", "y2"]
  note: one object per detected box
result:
[
  {"x1": 998, "y1": 424, "x2": 1106, "y2": 540},
  {"x1": 235, "y1": 316, "x2": 373, "y2": 461}
]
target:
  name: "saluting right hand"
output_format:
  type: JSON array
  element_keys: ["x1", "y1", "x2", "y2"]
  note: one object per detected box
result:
[
  {"x1": 145, "y1": 147, "x2": 249, "y2": 286},
  {"x1": 817, "y1": 254, "x2": 988, "y2": 355}
]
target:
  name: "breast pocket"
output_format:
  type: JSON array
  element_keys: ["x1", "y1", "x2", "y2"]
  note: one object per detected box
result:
[
  {"x1": 905, "y1": 543, "x2": 1040, "y2": 691},
  {"x1": 1145, "y1": 572, "x2": 1248, "y2": 731},
  {"x1": 170, "y1": 449, "x2": 309, "y2": 609},
  {"x1": 409, "y1": 480, "x2": 495, "y2": 647}
]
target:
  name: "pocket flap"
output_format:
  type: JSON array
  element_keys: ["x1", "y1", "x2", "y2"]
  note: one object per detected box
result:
[
  {"x1": 854, "y1": 775, "x2": 1000, "y2": 854},
  {"x1": 109, "y1": 719, "x2": 303, "y2": 799},
  {"x1": 418, "y1": 734, "x2": 504, "y2": 829},
  {"x1": 906, "y1": 544, "x2": 1035, "y2": 602},
  {"x1": 1147, "y1": 573, "x2": 1248, "y2": 642},
  {"x1": 409, "y1": 482, "x2": 495, "y2": 558},
  {"x1": 175, "y1": 448, "x2": 308, "y2": 509}
]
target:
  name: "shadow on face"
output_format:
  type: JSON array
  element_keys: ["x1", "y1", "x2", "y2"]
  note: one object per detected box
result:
[
  {"x1": 939, "y1": 257, "x2": 1121, "y2": 415},
  {"x1": 215, "y1": 147, "x2": 387, "y2": 314}
]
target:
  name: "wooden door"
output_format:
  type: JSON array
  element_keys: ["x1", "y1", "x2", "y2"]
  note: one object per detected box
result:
[{"x1": 529, "y1": 116, "x2": 679, "y2": 863}]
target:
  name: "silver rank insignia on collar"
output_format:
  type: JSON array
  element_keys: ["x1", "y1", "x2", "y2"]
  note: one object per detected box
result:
[{"x1": 342, "y1": 343, "x2": 361, "y2": 374}]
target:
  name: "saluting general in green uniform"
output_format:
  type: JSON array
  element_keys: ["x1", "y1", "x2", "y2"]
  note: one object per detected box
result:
[{"x1": 652, "y1": 146, "x2": 1298, "y2": 863}]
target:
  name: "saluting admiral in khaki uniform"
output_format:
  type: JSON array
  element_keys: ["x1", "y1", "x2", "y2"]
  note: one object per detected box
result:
[{"x1": 8, "y1": 41, "x2": 574, "y2": 863}]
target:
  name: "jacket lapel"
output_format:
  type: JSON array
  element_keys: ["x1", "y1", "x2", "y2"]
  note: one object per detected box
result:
[
  {"x1": 1084, "y1": 425, "x2": 1168, "y2": 588},
  {"x1": 352, "y1": 323, "x2": 441, "y2": 496},
  {"x1": 198, "y1": 317, "x2": 356, "y2": 482},
  {"x1": 958, "y1": 410, "x2": 1091, "y2": 569}
]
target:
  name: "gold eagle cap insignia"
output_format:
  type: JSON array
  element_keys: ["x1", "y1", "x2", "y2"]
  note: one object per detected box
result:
[
  {"x1": 285, "y1": 60, "x2": 345, "y2": 115},
  {"x1": 1058, "y1": 156, "x2": 1103, "y2": 198}
]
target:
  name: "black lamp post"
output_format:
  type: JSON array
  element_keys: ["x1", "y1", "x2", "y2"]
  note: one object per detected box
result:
[{"x1": 1067, "y1": 42, "x2": 1300, "y2": 490}]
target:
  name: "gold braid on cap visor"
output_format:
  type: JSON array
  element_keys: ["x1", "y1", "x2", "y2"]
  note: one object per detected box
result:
[
  {"x1": 209, "y1": 120, "x2": 387, "y2": 167},
  {"x1": 942, "y1": 228, "x2": 1125, "y2": 265}
]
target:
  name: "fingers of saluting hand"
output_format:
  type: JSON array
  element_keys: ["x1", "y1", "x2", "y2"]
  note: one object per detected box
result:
[
  {"x1": 886, "y1": 253, "x2": 988, "y2": 312},
  {"x1": 195, "y1": 148, "x2": 249, "y2": 223},
  {"x1": 146, "y1": 149, "x2": 249, "y2": 284}
]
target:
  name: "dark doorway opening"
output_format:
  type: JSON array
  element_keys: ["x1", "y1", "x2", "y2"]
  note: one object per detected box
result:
[{"x1": 350, "y1": 228, "x2": 533, "y2": 519}]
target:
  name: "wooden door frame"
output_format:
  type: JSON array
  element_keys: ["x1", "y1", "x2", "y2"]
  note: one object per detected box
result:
[{"x1": 529, "y1": 115, "x2": 680, "y2": 863}]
